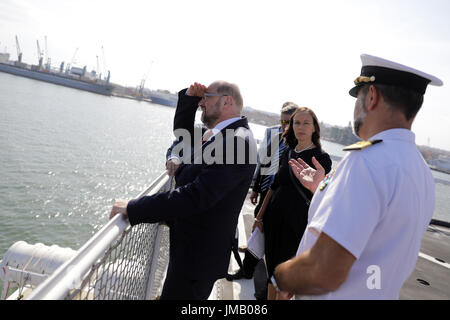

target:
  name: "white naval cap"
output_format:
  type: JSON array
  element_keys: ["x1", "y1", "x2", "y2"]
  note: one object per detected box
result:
[{"x1": 349, "y1": 54, "x2": 443, "y2": 97}]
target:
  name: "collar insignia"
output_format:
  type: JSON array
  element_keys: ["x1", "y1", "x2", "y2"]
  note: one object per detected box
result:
[{"x1": 343, "y1": 139, "x2": 383, "y2": 151}]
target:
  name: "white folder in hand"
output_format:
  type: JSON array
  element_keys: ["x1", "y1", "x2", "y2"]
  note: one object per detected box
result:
[{"x1": 247, "y1": 228, "x2": 265, "y2": 259}]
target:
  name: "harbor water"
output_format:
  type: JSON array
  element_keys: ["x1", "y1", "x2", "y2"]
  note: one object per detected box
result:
[{"x1": 1, "y1": 72, "x2": 449, "y2": 262}]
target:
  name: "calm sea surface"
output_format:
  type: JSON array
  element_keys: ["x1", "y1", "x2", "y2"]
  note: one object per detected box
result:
[{"x1": 1, "y1": 72, "x2": 449, "y2": 260}]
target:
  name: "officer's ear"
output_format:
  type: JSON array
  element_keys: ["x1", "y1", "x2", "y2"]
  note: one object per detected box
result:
[{"x1": 367, "y1": 85, "x2": 380, "y2": 111}]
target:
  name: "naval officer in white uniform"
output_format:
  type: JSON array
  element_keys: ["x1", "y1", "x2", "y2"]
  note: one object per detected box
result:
[{"x1": 272, "y1": 54, "x2": 443, "y2": 299}]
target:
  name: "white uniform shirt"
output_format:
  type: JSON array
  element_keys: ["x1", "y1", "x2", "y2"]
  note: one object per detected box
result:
[{"x1": 295, "y1": 129, "x2": 435, "y2": 300}]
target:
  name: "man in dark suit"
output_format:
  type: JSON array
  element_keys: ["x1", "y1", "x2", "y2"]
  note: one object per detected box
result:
[{"x1": 110, "y1": 81, "x2": 257, "y2": 300}]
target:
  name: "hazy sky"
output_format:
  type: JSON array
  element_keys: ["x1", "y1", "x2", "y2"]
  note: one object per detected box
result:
[{"x1": 1, "y1": 0, "x2": 449, "y2": 150}]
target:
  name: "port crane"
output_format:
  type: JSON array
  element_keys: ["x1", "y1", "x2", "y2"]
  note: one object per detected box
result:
[
  {"x1": 36, "y1": 40, "x2": 43, "y2": 68},
  {"x1": 101, "y1": 46, "x2": 110, "y2": 83},
  {"x1": 44, "y1": 36, "x2": 51, "y2": 70},
  {"x1": 101, "y1": 46, "x2": 107, "y2": 76},
  {"x1": 136, "y1": 61, "x2": 153, "y2": 98},
  {"x1": 96, "y1": 55, "x2": 102, "y2": 80},
  {"x1": 15, "y1": 35, "x2": 22, "y2": 63},
  {"x1": 136, "y1": 78, "x2": 146, "y2": 98},
  {"x1": 66, "y1": 48, "x2": 79, "y2": 73}
]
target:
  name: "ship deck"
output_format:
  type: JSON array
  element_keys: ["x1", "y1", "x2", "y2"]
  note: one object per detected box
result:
[{"x1": 212, "y1": 192, "x2": 450, "y2": 300}]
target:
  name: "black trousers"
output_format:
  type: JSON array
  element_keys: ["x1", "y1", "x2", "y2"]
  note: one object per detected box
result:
[
  {"x1": 251, "y1": 189, "x2": 269, "y2": 299},
  {"x1": 231, "y1": 232, "x2": 243, "y2": 268},
  {"x1": 160, "y1": 271, "x2": 216, "y2": 300},
  {"x1": 242, "y1": 250, "x2": 260, "y2": 276},
  {"x1": 254, "y1": 189, "x2": 269, "y2": 217}
]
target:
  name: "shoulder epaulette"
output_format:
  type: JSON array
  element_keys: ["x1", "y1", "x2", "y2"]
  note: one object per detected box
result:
[{"x1": 343, "y1": 139, "x2": 383, "y2": 151}]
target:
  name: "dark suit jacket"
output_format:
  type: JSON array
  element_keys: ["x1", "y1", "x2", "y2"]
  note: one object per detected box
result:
[{"x1": 127, "y1": 88, "x2": 257, "y2": 281}]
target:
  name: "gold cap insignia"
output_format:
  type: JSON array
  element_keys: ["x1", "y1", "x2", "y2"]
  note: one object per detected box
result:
[{"x1": 354, "y1": 75, "x2": 376, "y2": 85}]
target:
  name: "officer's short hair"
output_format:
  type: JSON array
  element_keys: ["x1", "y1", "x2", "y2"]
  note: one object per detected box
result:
[{"x1": 360, "y1": 84, "x2": 424, "y2": 120}]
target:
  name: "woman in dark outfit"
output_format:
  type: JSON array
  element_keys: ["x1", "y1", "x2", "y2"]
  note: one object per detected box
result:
[{"x1": 253, "y1": 107, "x2": 332, "y2": 300}]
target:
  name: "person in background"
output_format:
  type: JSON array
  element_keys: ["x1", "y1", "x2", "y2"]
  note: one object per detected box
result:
[
  {"x1": 110, "y1": 81, "x2": 257, "y2": 300},
  {"x1": 165, "y1": 93, "x2": 245, "y2": 272},
  {"x1": 273, "y1": 54, "x2": 442, "y2": 300},
  {"x1": 254, "y1": 107, "x2": 332, "y2": 300},
  {"x1": 250, "y1": 102, "x2": 299, "y2": 216},
  {"x1": 226, "y1": 102, "x2": 298, "y2": 301}
]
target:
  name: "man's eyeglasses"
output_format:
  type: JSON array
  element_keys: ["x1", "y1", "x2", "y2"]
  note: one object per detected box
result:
[
  {"x1": 280, "y1": 120, "x2": 290, "y2": 126},
  {"x1": 202, "y1": 93, "x2": 229, "y2": 100}
]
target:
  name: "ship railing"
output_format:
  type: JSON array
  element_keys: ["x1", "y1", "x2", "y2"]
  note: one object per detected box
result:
[{"x1": 26, "y1": 171, "x2": 173, "y2": 300}]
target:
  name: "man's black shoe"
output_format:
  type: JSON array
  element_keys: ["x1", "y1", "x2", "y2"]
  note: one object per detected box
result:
[{"x1": 225, "y1": 269, "x2": 252, "y2": 281}]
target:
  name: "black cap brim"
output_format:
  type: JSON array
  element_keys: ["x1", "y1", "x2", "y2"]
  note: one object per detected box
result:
[{"x1": 349, "y1": 84, "x2": 362, "y2": 98}]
